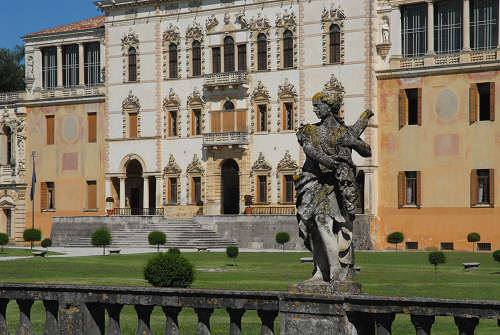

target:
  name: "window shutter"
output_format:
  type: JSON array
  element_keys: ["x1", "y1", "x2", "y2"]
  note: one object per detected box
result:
[
  {"x1": 46, "y1": 116, "x2": 55, "y2": 145},
  {"x1": 190, "y1": 110, "x2": 195, "y2": 136},
  {"x1": 469, "y1": 84, "x2": 478, "y2": 123},
  {"x1": 398, "y1": 90, "x2": 407, "y2": 129},
  {"x1": 470, "y1": 169, "x2": 478, "y2": 206},
  {"x1": 88, "y1": 113, "x2": 97, "y2": 143},
  {"x1": 282, "y1": 174, "x2": 286, "y2": 203},
  {"x1": 489, "y1": 169, "x2": 495, "y2": 206},
  {"x1": 398, "y1": 172, "x2": 405, "y2": 208},
  {"x1": 236, "y1": 110, "x2": 246, "y2": 132},
  {"x1": 211, "y1": 111, "x2": 221, "y2": 133},
  {"x1": 417, "y1": 88, "x2": 422, "y2": 126},
  {"x1": 40, "y1": 182, "x2": 48, "y2": 210},
  {"x1": 87, "y1": 181, "x2": 97, "y2": 209},
  {"x1": 416, "y1": 171, "x2": 422, "y2": 207},
  {"x1": 129, "y1": 113, "x2": 138, "y2": 137},
  {"x1": 489, "y1": 82, "x2": 495, "y2": 121},
  {"x1": 223, "y1": 110, "x2": 235, "y2": 132},
  {"x1": 256, "y1": 176, "x2": 260, "y2": 203}
]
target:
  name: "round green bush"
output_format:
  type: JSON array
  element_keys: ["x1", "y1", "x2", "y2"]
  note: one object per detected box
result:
[
  {"x1": 467, "y1": 232, "x2": 481, "y2": 243},
  {"x1": 168, "y1": 248, "x2": 181, "y2": 255},
  {"x1": 0, "y1": 233, "x2": 9, "y2": 251},
  {"x1": 148, "y1": 231, "x2": 167, "y2": 252},
  {"x1": 493, "y1": 250, "x2": 500, "y2": 263},
  {"x1": 275, "y1": 232, "x2": 291, "y2": 245},
  {"x1": 386, "y1": 232, "x2": 404, "y2": 245},
  {"x1": 144, "y1": 252, "x2": 194, "y2": 287},
  {"x1": 91, "y1": 228, "x2": 112, "y2": 256},
  {"x1": 41, "y1": 238, "x2": 52, "y2": 249},
  {"x1": 23, "y1": 228, "x2": 42, "y2": 243},
  {"x1": 428, "y1": 251, "x2": 446, "y2": 271},
  {"x1": 226, "y1": 246, "x2": 239, "y2": 259}
]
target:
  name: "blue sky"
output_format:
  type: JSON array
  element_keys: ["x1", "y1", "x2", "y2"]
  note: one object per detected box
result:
[{"x1": 0, "y1": 1, "x2": 101, "y2": 49}]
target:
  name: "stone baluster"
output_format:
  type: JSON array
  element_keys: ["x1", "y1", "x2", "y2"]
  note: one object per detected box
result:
[
  {"x1": 257, "y1": 310, "x2": 278, "y2": 335},
  {"x1": 0, "y1": 299, "x2": 8, "y2": 335},
  {"x1": 84, "y1": 303, "x2": 105, "y2": 335},
  {"x1": 227, "y1": 308, "x2": 245, "y2": 335},
  {"x1": 162, "y1": 306, "x2": 181, "y2": 335},
  {"x1": 42, "y1": 301, "x2": 59, "y2": 335},
  {"x1": 134, "y1": 305, "x2": 153, "y2": 335},
  {"x1": 373, "y1": 313, "x2": 395, "y2": 335},
  {"x1": 59, "y1": 302, "x2": 83, "y2": 335},
  {"x1": 348, "y1": 312, "x2": 375, "y2": 335},
  {"x1": 454, "y1": 317, "x2": 479, "y2": 335},
  {"x1": 16, "y1": 299, "x2": 34, "y2": 335},
  {"x1": 105, "y1": 304, "x2": 123, "y2": 335},
  {"x1": 194, "y1": 308, "x2": 213, "y2": 335},
  {"x1": 410, "y1": 315, "x2": 435, "y2": 335}
]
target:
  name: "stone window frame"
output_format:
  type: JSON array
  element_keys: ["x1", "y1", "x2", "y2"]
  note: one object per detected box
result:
[
  {"x1": 162, "y1": 24, "x2": 182, "y2": 80},
  {"x1": 0, "y1": 110, "x2": 25, "y2": 175},
  {"x1": 186, "y1": 87, "x2": 206, "y2": 137},
  {"x1": 275, "y1": 10, "x2": 298, "y2": 70},
  {"x1": 277, "y1": 78, "x2": 298, "y2": 132},
  {"x1": 321, "y1": 6, "x2": 346, "y2": 65},
  {"x1": 121, "y1": 31, "x2": 141, "y2": 83},
  {"x1": 186, "y1": 154, "x2": 205, "y2": 205},
  {"x1": 276, "y1": 150, "x2": 299, "y2": 204},
  {"x1": 163, "y1": 154, "x2": 182, "y2": 205},
  {"x1": 185, "y1": 21, "x2": 205, "y2": 78},
  {"x1": 121, "y1": 91, "x2": 141, "y2": 138},
  {"x1": 222, "y1": 34, "x2": 237, "y2": 73},
  {"x1": 163, "y1": 89, "x2": 182, "y2": 139},
  {"x1": 249, "y1": 14, "x2": 271, "y2": 72},
  {"x1": 250, "y1": 81, "x2": 271, "y2": 134},
  {"x1": 250, "y1": 152, "x2": 272, "y2": 204}
]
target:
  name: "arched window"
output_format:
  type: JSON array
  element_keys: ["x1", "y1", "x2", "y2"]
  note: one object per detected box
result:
[
  {"x1": 223, "y1": 100, "x2": 235, "y2": 111},
  {"x1": 283, "y1": 30, "x2": 294, "y2": 68},
  {"x1": 169, "y1": 43, "x2": 178, "y2": 79},
  {"x1": 4, "y1": 127, "x2": 12, "y2": 165},
  {"x1": 329, "y1": 25, "x2": 341, "y2": 63},
  {"x1": 192, "y1": 40, "x2": 201, "y2": 76},
  {"x1": 257, "y1": 34, "x2": 267, "y2": 71},
  {"x1": 128, "y1": 47, "x2": 137, "y2": 81},
  {"x1": 224, "y1": 36, "x2": 235, "y2": 72}
]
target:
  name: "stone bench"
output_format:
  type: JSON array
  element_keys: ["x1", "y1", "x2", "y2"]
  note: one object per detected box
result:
[
  {"x1": 300, "y1": 257, "x2": 313, "y2": 263},
  {"x1": 197, "y1": 247, "x2": 209, "y2": 252},
  {"x1": 32, "y1": 251, "x2": 47, "y2": 257},
  {"x1": 463, "y1": 262, "x2": 480, "y2": 270},
  {"x1": 108, "y1": 249, "x2": 121, "y2": 255}
]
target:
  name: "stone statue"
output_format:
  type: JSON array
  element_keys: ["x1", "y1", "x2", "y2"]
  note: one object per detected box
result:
[
  {"x1": 381, "y1": 17, "x2": 390, "y2": 43},
  {"x1": 295, "y1": 89, "x2": 373, "y2": 284}
]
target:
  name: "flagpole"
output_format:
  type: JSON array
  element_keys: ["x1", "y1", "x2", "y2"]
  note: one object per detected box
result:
[{"x1": 32, "y1": 151, "x2": 35, "y2": 230}]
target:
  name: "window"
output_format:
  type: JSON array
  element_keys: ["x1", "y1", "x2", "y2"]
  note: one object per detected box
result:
[
  {"x1": 4, "y1": 209, "x2": 11, "y2": 238},
  {"x1": 398, "y1": 88, "x2": 422, "y2": 128},
  {"x1": 238, "y1": 44, "x2": 247, "y2": 71},
  {"x1": 128, "y1": 47, "x2": 137, "y2": 82},
  {"x1": 212, "y1": 47, "x2": 221, "y2": 73},
  {"x1": 5, "y1": 127, "x2": 12, "y2": 165},
  {"x1": 398, "y1": 171, "x2": 421, "y2": 208},
  {"x1": 434, "y1": 0, "x2": 463, "y2": 54},
  {"x1": 470, "y1": 82, "x2": 495, "y2": 122},
  {"x1": 46, "y1": 115, "x2": 55, "y2": 145},
  {"x1": 257, "y1": 104, "x2": 267, "y2": 132},
  {"x1": 84, "y1": 42, "x2": 100, "y2": 86},
  {"x1": 283, "y1": 175, "x2": 294, "y2": 203},
  {"x1": 42, "y1": 47, "x2": 57, "y2": 89},
  {"x1": 224, "y1": 36, "x2": 235, "y2": 72},
  {"x1": 87, "y1": 180, "x2": 97, "y2": 209},
  {"x1": 405, "y1": 242, "x2": 419, "y2": 250},
  {"x1": 168, "y1": 177, "x2": 178, "y2": 204},
  {"x1": 192, "y1": 41, "x2": 201, "y2": 76},
  {"x1": 257, "y1": 175, "x2": 267, "y2": 203},
  {"x1": 283, "y1": 102, "x2": 294, "y2": 130},
  {"x1": 169, "y1": 43, "x2": 178, "y2": 79},
  {"x1": 128, "y1": 112, "x2": 138, "y2": 138},
  {"x1": 477, "y1": 242, "x2": 492, "y2": 251},
  {"x1": 283, "y1": 30, "x2": 294, "y2": 68},
  {"x1": 62, "y1": 44, "x2": 79, "y2": 88},
  {"x1": 257, "y1": 34, "x2": 267, "y2": 71},
  {"x1": 471, "y1": 0, "x2": 498, "y2": 50},
  {"x1": 168, "y1": 111, "x2": 178, "y2": 137},
  {"x1": 88, "y1": 113, "x2": 97, "y2": 143},
  {"x1": 440, "y1": 242, "x2": 454, "y2": 250},
  {"x1": 41, "y1": 182, "x2": 55, "y2": 210},
  {"x1": 192, "y1": 109, "x2": 201, "y2": 136},
  {"x1": 329, "y1": 25, "x2": 341, "y2": 63},
  {"x1": 192, "y1": 177, "x2": 201, "y2": 204},
  {"x1": 471, "y1": 169, "x2": 494, "y2": 206},
  {"x1": 401, "y1": 4, "x2": 427, "y2": 57}
]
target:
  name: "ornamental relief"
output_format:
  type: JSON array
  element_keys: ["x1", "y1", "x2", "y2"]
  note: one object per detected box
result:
[
  {"x1": 234, "y1": 13, "x2": 248, "y2": 29},
  {"x1": 187, "y1": 154, "x2": 204, "y2": 174},
  {"x1": 250, "y1": 81, "x2": 271, "y2": 133},
  {"x1": 205, "y1": 14, "x2": 219, "y2": 31},
  {"x1": 251, "y1": 152, "x2": 272, "y2": 174},
  {"x1": 321, "y1": 5, "x2": 346, "y2": 65},
  {"x1": 164, "y1": 154, "x2": 182, "y2": 175},
  {"x1": 187, "y1": 87, "x2": 205, "y2": 107},
  {"x1": 323, "y1": 74, "x2": 345, "y2": 97},
  {"x1": 277, "y1": 150, "x2": 298, "y2": 173},
  {"x1": 163, "y1": 88, "x2": 181, "y2": 108}
]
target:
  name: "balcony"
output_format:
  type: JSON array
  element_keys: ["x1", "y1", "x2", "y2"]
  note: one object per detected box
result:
[
  {"x1": 0, "y1": 91, "x2": 24, "y2": 104},
  {"x1": 203, "y1": 71, "x2": 248, "y2": 89},
  {"x1": 35, "y1": 85, "x2": 105, "y2": 100},
  {"x1": 203, "y1": 132, "x2": 250, "y2": 148}
]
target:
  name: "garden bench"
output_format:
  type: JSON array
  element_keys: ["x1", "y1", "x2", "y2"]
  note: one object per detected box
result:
[
  {"x1": 197, "y1": 247, "x2": 209, "y2": 252},
  {"x1": 462, "y1": 262, "x2": 480, "y2": 270},
  {"x1": 300, "y1": 257, "x2": 313, "y2": 263},
  {"x1": 32, "y1": 251, "x2": 47, "y2": 257},
  {"x1": 108, "y1": 249, "x2": 121, "y2": 255}
]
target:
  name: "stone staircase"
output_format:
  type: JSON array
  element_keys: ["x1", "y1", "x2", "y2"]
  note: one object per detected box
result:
[{"x1": 62, "y1": 218, "x2": 238, "y2": 249}]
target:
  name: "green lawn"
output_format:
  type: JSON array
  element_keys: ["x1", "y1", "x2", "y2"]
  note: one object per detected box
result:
[
  {"x1": 2, "y1": 251, "x2": 500, "y2": 334},
  {"x1": 0, "y1": 247, "x2": 62, "y2": 257}
]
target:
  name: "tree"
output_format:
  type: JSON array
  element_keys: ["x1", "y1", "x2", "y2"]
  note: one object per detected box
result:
[
  {"x1": 0, "y1": 233, "x2": 8, "y2": 253},
  {"x1": 148, "y1": 231, "x2": 166, "y2": 252},
  {"x1": 0, "y1": 46, "x2": 25, "y2": 92},
  {"x1": 428, "y1": 251, "x2": 446, "y2": 272},
  {"x1": 467, "y1": 232, "x2": 481, "y2": 252},
  {"x1": 275, "y1": 232, "x2": 290, "y2": 252},
  {"x1": 41, "y1": 238, "x2": 52, "y2": 251},
  {"x1": 91, "y1": 228, "x2": 112, "y2": 256},
  {"x1": 493, "y1": 250, "x2": 500, "y2": 264},
  {"x1": 144, "y1": 252, "x2": 194, "y2": 287},
  {"x1": 226, "y1": 246, "x2": 239, "y2": 266},
  {"x1": 386, "y1": 232, "x2": 404, "y2": 251},
  {"x1": 23, "y1": 228, "x2": 42, "y2": 250}
]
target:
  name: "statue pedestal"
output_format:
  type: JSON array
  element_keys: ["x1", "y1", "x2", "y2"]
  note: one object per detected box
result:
[{"x1": 280, "y1": 281, "x2": 363, "y2": 335}]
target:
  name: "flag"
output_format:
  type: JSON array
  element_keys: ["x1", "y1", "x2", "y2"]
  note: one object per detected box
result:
[{"x1": 30, "y1": 157, "x2": 36, "y2": 201}]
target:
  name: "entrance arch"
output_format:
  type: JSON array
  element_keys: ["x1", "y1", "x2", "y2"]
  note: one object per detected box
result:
[
  {"x1": 221, "y1": 159, "x2": 240, "y2": 214},
  {"x1": 126, "y1": 159, "x2": 143, "y2": 215}
]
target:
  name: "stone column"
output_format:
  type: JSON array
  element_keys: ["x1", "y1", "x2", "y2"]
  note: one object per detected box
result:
[
  {"x1": 105, "y1": 178, "x2": 111, "y2": 198},
  {"x1": 162, "y1": 306, "x2": 182, "y2": 335},
  {"x1": 427, "y1": 0, "x2": 435, "y2": 54},
  {"x1": 43, "y1": 301, "x2": 59, "y2": 335},
  {"x1": 119, "y1": 177, "x2": 126, "y2": 209},
  {"x1": 134, "y1": 305, "x2": 153, "y2": 335},
  {"x1": 143, "y1": 176, "x2": 149, "y2": 211},
  {"x1": 390, "y1": 6, "x2": 402, "y2": 57},
  {"x1": 463, "y1": 0, "x2": 471, "y2": 50},
  {"x1": 78, "y1": 43, "x2": 85, "y2": 86},
  {"x1": 34, "y1": 48, "x2": 43, "y2": 90},
  {"x1": 156, "y1": 176, "x2": 163, "y2": 208},
  {"x1": 57, "y1": 45, "x2": 63, "y2": 88},
  {"x1": 105, "y1": 304, "x2": 123, "y2": 335}
]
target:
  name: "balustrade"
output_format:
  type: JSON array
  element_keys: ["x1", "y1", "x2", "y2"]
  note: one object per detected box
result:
[
  {"x1": 203, "y1": 72, "x2": 248, "y2": 88},
  {"x1": 111, "y1": 208, "x2": 164, "y2": 216},
  {"x1": 0, "y1": 284, "x2": 498, "y2": 335},
  {"x1": 202, "y1": 132, "x2": 250, "y2": 147}
]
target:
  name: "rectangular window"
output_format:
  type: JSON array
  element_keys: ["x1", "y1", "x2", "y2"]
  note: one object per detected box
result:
[
  {"x1": 88, "y1": 113, "x2": 97, "y2": 143},
  {"x1": 405, "y1": 242, "x2": 419, "y2": 250},
  {"x1": 192, "y1": 177, "x2": 201, "y2": 204},
  {"x1": 212, "y1": 47, "x2": 221, "y2": 73},
  {"x1": 440, "y1": 242, "x2": 454, "y2": 250},
  {"x1": 129, "y1": 113, "x2": 138, "y2": 138},
  {"x1": 238, "y1": 44, "x2": 247, "y2": 71},
  {"x1": 84, "y1": 42, "x2": 100, "y2": 86},
  {"x1": 62, "y1": 44, "x2": 79, "y2": 88},
  {"x1": 477, "y1": 242, "x2": 492, "y2": 251},
  {"x1": 46, "y1": 115, "x2": 55, "y2": 145},
  {"x1": 41, "y1": 182, "x2": 55, "y2": 210},
  {"x1": 471, "y1": 0, "x2": 498, "y2": 50},
  {"x1": 258, "y1": 104, "x2": 267, "y2": 132},
  {"x1": 169, "y1": 111, "x2": 178, "y2": 137},
  {"x1": 405, "y1": 171, "x2": 417, "y2": 205},
  {"x1": 284, "y1": 175, "x2": 294, "y2": 203},
  {"x1": 401, "y1": 4, "x2": 427, "y2": 57},
  {"x1": 42, "y1": 47, "x2": 57, "y2": 89},
  {"x1": 399, "y1": 88, "x2": 422, "y2": 128},
  {"x1": 192, "y1": 109, "x2": 201, "y2": 136},
  {"x1": 434, "y1": 0, "x2": 463, "y2": 54},
  {"x1": 87, "y1": 180, "x2": 97, "y2": 209},
  {"x1": 257, "y1": 175, "x2": 267, "y2": 203},
  {"x1": 398, "y1": 171, "x2": 421, "y2": 208},
  {"x1": 470, "y1": 83, "x2": 495, "y2": 122},
  {"x1": 471, "y1": 169, "x2": 494, "y2": 206},
  {"x1": 168, "y1": 177, "x2": 178, "y2": 204},
  {"x1": 284, "y1": 102, "x2": 294, "y2": 130}
]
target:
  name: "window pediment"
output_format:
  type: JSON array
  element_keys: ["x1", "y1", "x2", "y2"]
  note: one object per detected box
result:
[
  {"x1": 251, "y1": 152, "x2": 272, "y2": 175},
  {"x1": 163, "y1": 24, "x2": 181, "y2": 44},
  {"x1": 277, "y1": 150, "x2": 298, "y2": 172},
  {"x1": 187, "y1": 87, "x2": 205, "y2": 107},
  {"x1": 323, "y1": 74, "x2": 345, "y2": 97},
  {"x1": 122, "y1": 30, "x2": 139, "y2": 53},
  {"x1": 122, "y1": 91, "x2": 140, "y2": 111},
  {"x1": 163, "y1": 88, "x2": 180, "y2": 108},
  {"x1": 275, "y1": 9, "x2": 297, "y2": 32},
  {"x1": 186, "y1": 21, "x2": 204, "y2": 42},
  {"x1": 278, "y1": 78, "x2": 297, "y2": 100},
  {"x1": 187, "y1": 154, "x2": 204, "y2": 174},
  {"x1": 164, "y1": 154, "x2": 182, "y2": 175},
  {"x1": 250, "y1": 13, "x2": 271, "y2": 32},
  {"x1": 205, "y1": 14, "x2": 219, "y2": 31},
  {"x1": 251, "y1": 81, "x2": 270, "y2": 103},
  {"x1": 321, "y1": 5, "x2": 346, "y2": 30}
]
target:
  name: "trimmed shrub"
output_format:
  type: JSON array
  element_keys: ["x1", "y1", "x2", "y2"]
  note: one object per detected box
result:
[
  {"x1": 148, "y1": 231, "x2": 167, "y2": 252},
  {"x1": 467, "y1": 232, "x2": 481, "y2": 252},
  {"x1": 275, "y1": 232, "x2": 291, "y2": 252},
  {"x1": 386, "y1": 232, "x2": 404, "y2": 251},
  {"x1": 91, "y1": 228, "x2": 112, "y2": 256},
  {"x1": 226, "y1": 246, "x2": 239, "y2": 265},
  {"x1": 168, "y1": 248, "x2": 181, "y2": 255},
  {"x1": 23, "y1": 228, "x2": 42, "y2": 250},
  {"x1": 144, "y1": 252, "x2": 194, "y2": 287},
  {"x1": 428, "y1": 251, "x2": 446, "y2": 272},
  {"x1": 0, "y1": 233, "x2": 8, "y2": 252},
  {"x1": 105, "y1": 197, "x2": 114, "y2": 202},
  {"x1": 493, "y1": 250, "x2": 500, "y2": 263},
  {"x1": 41, "y1": 238, "x2": 52, "y2": 250}
]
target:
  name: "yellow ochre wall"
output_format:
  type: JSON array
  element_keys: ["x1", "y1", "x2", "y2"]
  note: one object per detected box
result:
[
  {"x1": 375, "y1": 71, "x2": 500, "y2": 251},
  {"x1": 25, "y1": 103, "x2": 106, "y2": 240}
]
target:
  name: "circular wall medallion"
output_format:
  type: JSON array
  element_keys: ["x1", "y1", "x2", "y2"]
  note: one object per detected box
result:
[{"x1": 435, "y1": 89, "x2": 458, "y2": 121}]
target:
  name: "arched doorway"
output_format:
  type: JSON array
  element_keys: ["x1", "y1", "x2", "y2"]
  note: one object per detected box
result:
[
  {"x1": 126, "y1": 159, "x2": 143, "y2": 215},
  {"x1": 221, "y1": 159, "x2": 239, "y2": 214}
]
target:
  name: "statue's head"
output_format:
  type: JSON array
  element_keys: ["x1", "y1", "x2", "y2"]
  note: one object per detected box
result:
[{"x1": 312, "y1": 90, "x2": 344, "y2": 121}]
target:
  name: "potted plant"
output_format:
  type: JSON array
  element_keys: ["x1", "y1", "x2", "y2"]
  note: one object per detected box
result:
[
  {"x1": 244, "y1": 195, "x2": 253, "y2": 214},
  {"x1": 196, "y1": 200, "x2": 204, "y2": 215},
  {"x1": 105, "y1": 197, "x2": 114, "y2": 215}
]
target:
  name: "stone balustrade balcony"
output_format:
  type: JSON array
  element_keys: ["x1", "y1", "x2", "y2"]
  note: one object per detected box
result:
[
  {"x1": 0, "y1": 283, "x2": 499, "y2": 335},
  {"x1": 203, "y1": 131, "x2": 250, "y2": 148},
  {"x1": 0, "y1": 85, "x2": 104, "y2": 106},
  {"x1": 0, "y1": 91, "x2": 24, "y2": 104},
  {"x1": 203, "y1": 71, "x2": 249, "y2": 89}
]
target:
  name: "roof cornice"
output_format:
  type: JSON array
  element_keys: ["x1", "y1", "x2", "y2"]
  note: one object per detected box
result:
[{"x1": 94, "y1": 0, "x2": 165, "y2": 10}]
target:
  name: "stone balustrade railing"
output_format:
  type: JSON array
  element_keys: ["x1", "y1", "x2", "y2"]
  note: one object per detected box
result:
[
  {"x1": 203, "y1": 132, "x2": 250, "y2": 147},
  {"x1": 0, "y1": 283, "x2": 499, "y2": 335},
  {"x1": 395, "y1": 49, "x2": 499, "y2": 70},
  {"x1": 203, "y1": 72, "x2": 249, "y2": 88},
  {"x1": 0, "y1": 92, "x2": 24, "y2": 104},
  {"x1": 0, "y1": 86, "x2": 104, "y2": 106}
]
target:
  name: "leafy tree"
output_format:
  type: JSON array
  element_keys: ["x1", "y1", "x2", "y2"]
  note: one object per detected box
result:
[
  {"x1": 226, "y1": 246, "x2": 239, "y2": 266},
  {"x1": 493, "y1": 250, "x2": 500, "y2": 264},
  {"x1": 91, "y1": 228, "x2": 112, "y2": 256},
  {"x1": 0, "y1": 46, "x2": 25, "y2": 92},
  {"x1": 386, "y1": 232, "x2": 404, "y2": 251},
  {"x1": 23, "y1": 228, "x2": 42, "y2": 250},
  {"x1": 144, "y1": 252, "x2": 194, "y2": 287},
  {"x1": 467, "y1": 232, "x2": 481, "y2": 252},
  {"x1": 148, "y1": 231, "x2": 167, "y2": 252},
  {"x1": 275, "y1": 232, "x2": 290, "y2": 252},
  {"x1": 428, "y1": 251, "x2": 446, "y2": 272},
  {"x1": 41, "y1": 238, "x2": 52, "y2": 251},
  {"x1": 0, "y1": 233, "x2": 8, "y2": 253}
]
